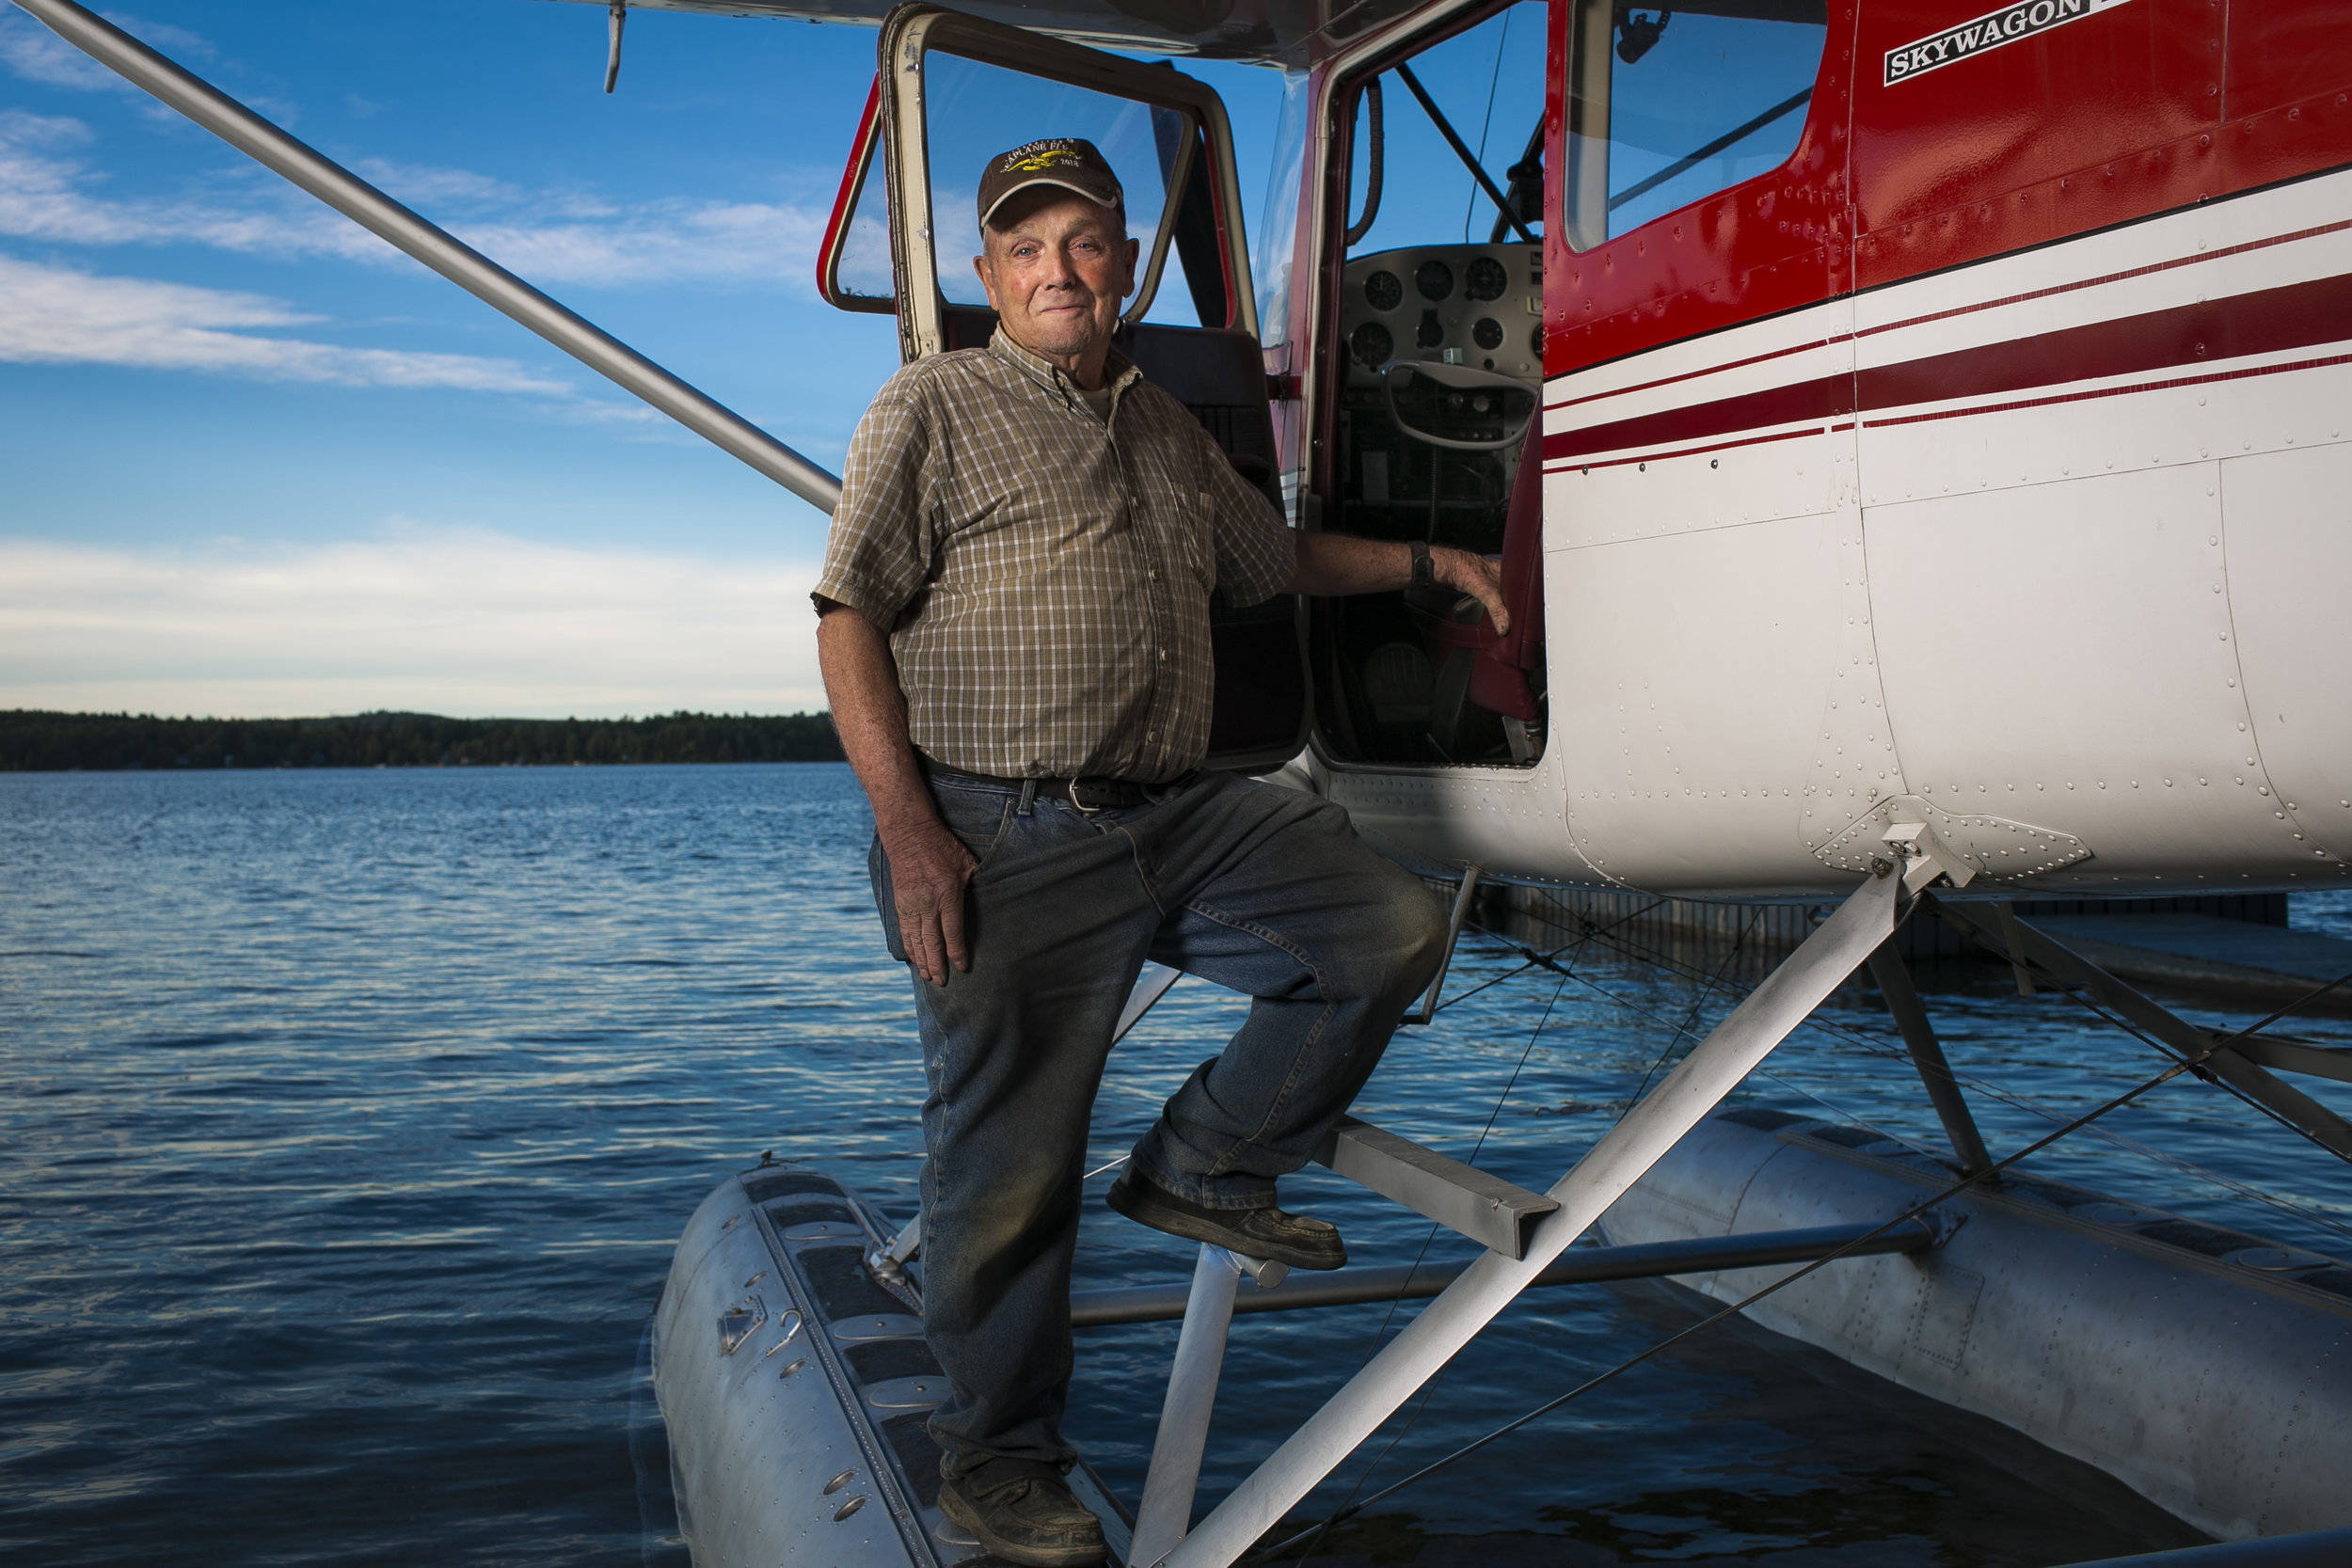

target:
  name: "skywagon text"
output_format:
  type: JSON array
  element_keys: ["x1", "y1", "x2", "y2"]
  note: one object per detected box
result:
[{"x1": 1883, "y1": 0, "x2": 2134, "y2": 86}]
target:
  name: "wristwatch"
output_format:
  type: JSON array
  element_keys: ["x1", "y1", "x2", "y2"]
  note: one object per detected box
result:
[{"x1": 1407, "y1": 539, "x2": 1435, "y2": 590}]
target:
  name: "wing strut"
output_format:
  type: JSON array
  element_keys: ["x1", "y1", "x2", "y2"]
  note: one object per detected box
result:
[{"x1": 9, "y1": 0, "x2": 844, "y2": 515}]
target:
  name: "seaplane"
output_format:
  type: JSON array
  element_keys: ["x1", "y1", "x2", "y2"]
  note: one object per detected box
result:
[{"x1": 14, "y1": 0, "x2": 2351, "y2": 1560}]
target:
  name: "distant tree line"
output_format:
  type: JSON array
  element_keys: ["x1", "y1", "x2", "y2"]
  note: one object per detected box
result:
[{"x1": 0, "y1": 710, "x2": 844, "y2": 771}]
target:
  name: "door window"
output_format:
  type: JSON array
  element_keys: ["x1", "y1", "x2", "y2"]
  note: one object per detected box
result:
[
  {"x1": 1562, "y1": 0, "x2": 1830, "y2": 249},
  {"x1": 818, "y1": 81, "x2": 892, "y2": 312}
]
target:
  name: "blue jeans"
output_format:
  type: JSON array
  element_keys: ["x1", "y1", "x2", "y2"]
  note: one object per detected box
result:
[{"x1": 867, "y1": 769, "x2": 1446, "y2": 1481}]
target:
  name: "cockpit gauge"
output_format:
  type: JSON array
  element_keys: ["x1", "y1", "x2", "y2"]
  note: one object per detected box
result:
[
  {"x1": 1464, "y1": 255, "x2": 1509, "y2": 302},
  {"x1": 1341, "y1": 245, "x2": 1542, "y2": 384}
]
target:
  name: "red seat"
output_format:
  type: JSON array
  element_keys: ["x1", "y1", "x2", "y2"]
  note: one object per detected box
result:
[{"x1": 1407, "y1": 434, "x2": 1544, "y2": 721}]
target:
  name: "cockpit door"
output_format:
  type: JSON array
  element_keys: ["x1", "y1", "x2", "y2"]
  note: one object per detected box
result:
[{"x1": 856, "y1": 3, "x2": 1309, "y2": 773}]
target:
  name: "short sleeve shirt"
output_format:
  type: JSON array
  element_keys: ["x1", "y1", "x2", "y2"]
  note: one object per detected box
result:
[{"x1": 814, "y1": 330, "x2": 1295, "y2": 783}]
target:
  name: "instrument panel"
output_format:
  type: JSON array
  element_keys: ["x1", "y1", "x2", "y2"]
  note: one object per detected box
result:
[{"x1": 1338, "y1": 243, "x2": 1544, "y2": 386}]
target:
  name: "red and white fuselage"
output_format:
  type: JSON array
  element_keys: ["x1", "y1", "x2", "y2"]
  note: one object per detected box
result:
[{"x1": 1310, "y1": 0, "x2": 2352, "y2": 896}]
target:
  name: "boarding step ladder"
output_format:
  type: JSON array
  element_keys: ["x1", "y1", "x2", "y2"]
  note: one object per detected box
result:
[{"x1": 1114, "y1": 844, "x2": 1942, "y2": 1568}]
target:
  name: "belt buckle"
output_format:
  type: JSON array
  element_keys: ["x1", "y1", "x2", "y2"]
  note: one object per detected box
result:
[{"x1": 1068, "y1": 777, "x2": 1104, "y2": 816}]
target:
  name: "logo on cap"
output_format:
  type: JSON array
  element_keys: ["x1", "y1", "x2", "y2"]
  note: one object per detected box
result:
[{"x1": 977, "y1": 136, "x2": 1124, "y2": 229}]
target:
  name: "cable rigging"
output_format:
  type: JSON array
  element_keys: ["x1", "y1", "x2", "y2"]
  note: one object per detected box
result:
[{"x1": 1259, "y1": 955, "x2": 2352, "y2": 1560}]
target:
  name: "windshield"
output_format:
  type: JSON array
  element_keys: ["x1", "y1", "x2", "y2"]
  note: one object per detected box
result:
[
  {"x1": 919, "y1": 52, "x2": 1200, "y2": 322},
  {"x1": 1251, "y1": 69, "x2": 1311, "y2": 347}
]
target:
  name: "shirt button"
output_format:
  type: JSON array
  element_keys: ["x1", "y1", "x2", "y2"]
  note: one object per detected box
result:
[
  {"x1": 1158, "y1": 648, "x2": 1167, "y2": 661},
  {"x1": 1149, "y1": 569, "x2": 1158, "y2": 580}
]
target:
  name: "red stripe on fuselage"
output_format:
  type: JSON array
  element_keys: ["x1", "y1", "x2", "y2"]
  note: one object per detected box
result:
[
  {"x1": 1859, "y1": 218, "x2": 2352, "y2": 339},
  {"x1": 1857, "y1": 270, "x2": 2352, "y2": 409},
  {"x1": 1541, "y1": 421, "x2": 1854, "y2": 475},
  {"x1": 1540, "y1": 220, "x2": 2352, "y2": 419},
  {"x1": 1541, "y1": 269, "x2": 2352, "y2": 464},
  {"x1": 1862, "y1": 351, "x2": 2352, "y2": 429},
  {"x1": 1543, "y1": 374, "x2": 1853, "y2": 462}
]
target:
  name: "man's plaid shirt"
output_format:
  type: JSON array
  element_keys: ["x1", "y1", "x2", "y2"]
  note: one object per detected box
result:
[{"x1": 814, "y1": 329, "x2": 1295, "y2": 783}]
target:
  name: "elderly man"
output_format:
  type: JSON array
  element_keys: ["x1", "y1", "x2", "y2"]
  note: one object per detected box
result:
[{"x1": 812, "y1": 137, "x2": 1508, "y2": 1566}]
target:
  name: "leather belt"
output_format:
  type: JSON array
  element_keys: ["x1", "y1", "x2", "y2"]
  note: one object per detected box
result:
[{"x1": 921, "y1": 759, "x2": 1193, "y2": 814}]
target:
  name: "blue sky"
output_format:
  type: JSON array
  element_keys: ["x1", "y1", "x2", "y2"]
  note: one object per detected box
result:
[
  {"x1": 0, "y1": 1, "x2": 1291, "y2": 717},
  {"x1": 0, "y1": 1, "x2": 1583, "y2": 721}
]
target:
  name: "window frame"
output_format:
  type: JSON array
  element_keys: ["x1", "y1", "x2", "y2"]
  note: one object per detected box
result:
[
  {"x1": 871, "y1": 3, "x2": 1256, "y2": 361},
  {"x1": 1557, "y1": 0, "x2": 1835, "y2": 254}
]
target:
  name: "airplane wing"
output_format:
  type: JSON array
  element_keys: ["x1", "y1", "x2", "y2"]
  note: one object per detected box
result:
[{"x1": 537, "y1": 0, "x2": 1401, "y2": 67}]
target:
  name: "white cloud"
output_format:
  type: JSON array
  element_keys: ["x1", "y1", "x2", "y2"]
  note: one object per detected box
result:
[
  {"x1": 0, "y1": 11, "x2": 217, "y2": 95},
  {"x1": 0, "y1": 108, "x2": 828, "y2": 287},
  {"x1": 0, "y1": 252, "x2": 577, "y2": 392},
  {"x1": 0, "y1": 11, "x2": 139, "y2": 93},
  {"x1": 0, "y1": 529, "x2": 826, "y2": 718},
  {"x1": 0, "y1": 107, "x2": 379, "y2": 256}
]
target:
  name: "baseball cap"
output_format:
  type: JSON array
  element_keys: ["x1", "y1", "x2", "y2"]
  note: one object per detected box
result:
[{"x1": 977, "y1": 138, "x2": 1125, "y2": 230}]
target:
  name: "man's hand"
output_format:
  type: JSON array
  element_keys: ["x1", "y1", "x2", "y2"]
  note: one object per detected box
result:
[
  {"x1": 1285, "y1": 533, "x2": 1513, "y2": 635},
  {"x1": 1431, "y1": 546, "x2": 1510, "y2": 635},
  {"x1": 879, "y1": 816, "x2": 977, "y2": 987},
  {"x1": 816, "y1": 600, "x2": 980, "y2": 987}
]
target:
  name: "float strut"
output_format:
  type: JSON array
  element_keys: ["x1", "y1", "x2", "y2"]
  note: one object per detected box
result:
[
  {"x1": 1929, "y1": 897, "x2": 2352, "y2": 1161},
  {"x1": 1865, "y1": 942, "x2": 1994, "y2": 1178},
  {"x1": 1130, "y1": 1245, "x2": 1286, "y2": 1567},
  {"x1": 1410, "y1": 866, "x2": 1482, "y2": 1025}
]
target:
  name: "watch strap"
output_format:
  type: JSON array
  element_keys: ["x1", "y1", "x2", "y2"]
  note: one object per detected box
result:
[{"x1": 1408, "y1": 539, "x2": 1435, "y2": 589}]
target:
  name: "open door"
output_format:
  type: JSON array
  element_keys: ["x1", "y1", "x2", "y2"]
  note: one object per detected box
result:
[
  {"x1": 848, "y1": 3, "x2": 1310, "y2": 772},
  {"x1": 1307, "y1": 0, "x2": 1552, "y2": 771}
]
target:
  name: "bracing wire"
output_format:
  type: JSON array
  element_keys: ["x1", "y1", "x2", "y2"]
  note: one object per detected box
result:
[
  {"x1": 1471, "y1": 907, "x2": 2352, "y2": 1242},
  {"x1": 1295, "y1": 895, "x2": 1756, "y2": 1567},
  {"x1": 1496, "y1": 900, "x2": 2352, "y2": 1167},
  {"x1": 1251, "y1": 965, "x2": 2352, "y2": 1560},
  {"x1": 1620, "y1": 906, "x2": 1760, "y2": 1108}
]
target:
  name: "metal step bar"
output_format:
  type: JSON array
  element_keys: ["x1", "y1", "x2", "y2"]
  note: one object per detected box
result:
[
  {"x1": 1073, "y1": 1216, "x2": 1943, "y2": 1328},
  {"x1": 1311, "y1": 1115, "x2": 1557, "y2": 1259}
]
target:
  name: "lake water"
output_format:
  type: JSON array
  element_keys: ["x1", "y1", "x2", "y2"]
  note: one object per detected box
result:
[{"x1": 5, "y1": 765, "x2": 2348, "y2": 1567}]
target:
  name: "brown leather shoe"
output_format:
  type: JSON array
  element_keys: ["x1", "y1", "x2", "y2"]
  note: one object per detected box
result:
[
  {"x1": 937, "y1": 1469, "x2": 1106, "y2": 1567},
  {"x1": 1105, "y1": 1170, "x2": 1346, "y2": 1271}
]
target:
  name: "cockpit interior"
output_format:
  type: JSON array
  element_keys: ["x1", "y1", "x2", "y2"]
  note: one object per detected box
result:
[{"x1": 1311, "y1": 1, "x2": 1551, "y2": 770}]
